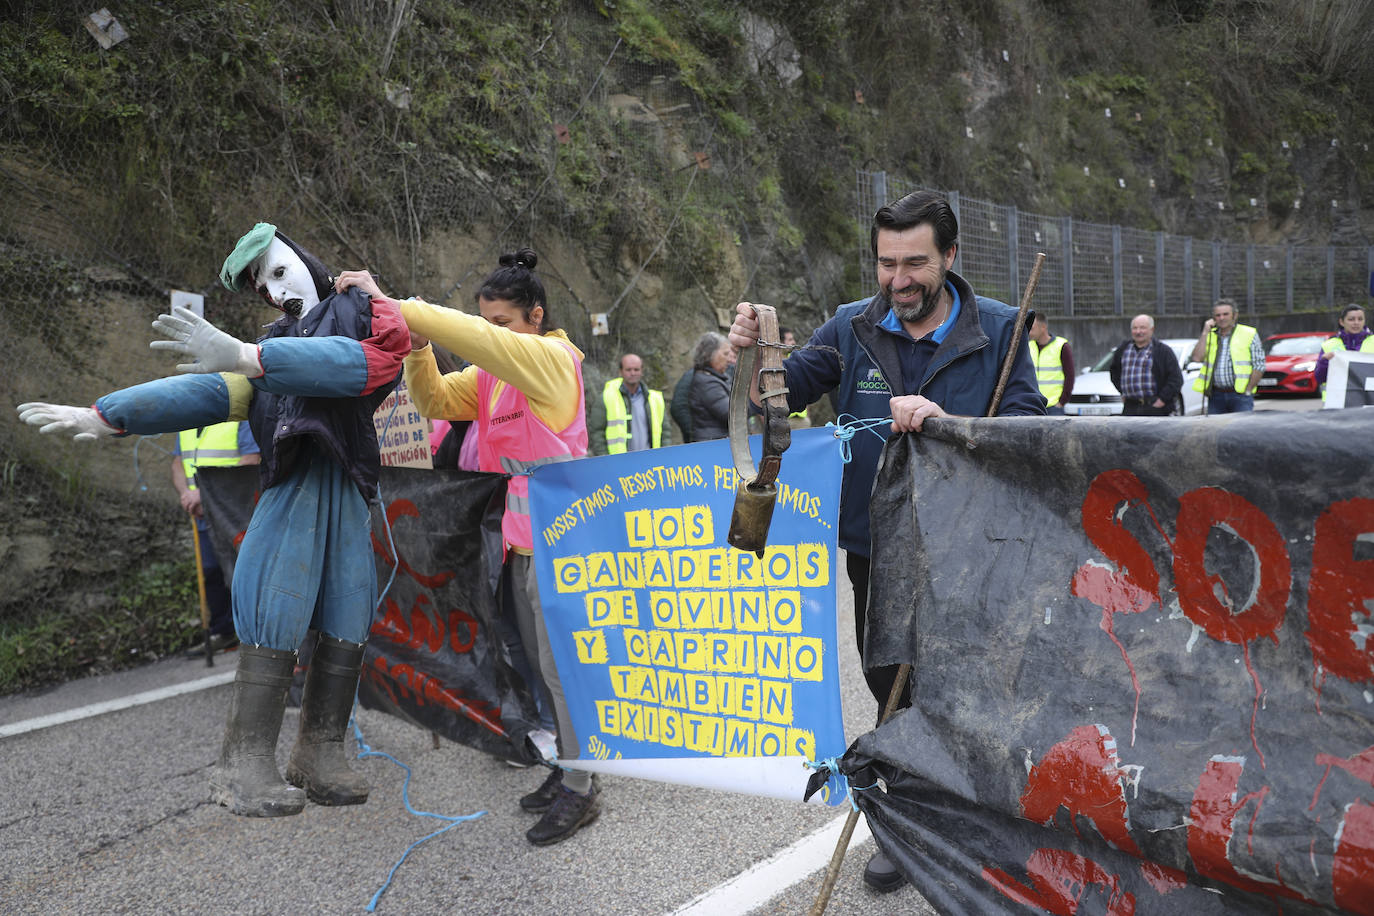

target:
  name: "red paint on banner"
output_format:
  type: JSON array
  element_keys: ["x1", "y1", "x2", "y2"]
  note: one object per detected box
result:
[
  {"x1": 370, "y1": 498, "x2": 456, "y2": 589},
  {"x1": 1020, "y1": 725, "x2": 1143, "y2": 857},
  {"x1": 231, "y1": 488, "x2": 261, "y2": 551},
  {"x1": 364, "y1": 654, "x2": 505, "y2": 736},
  {"x1": 1307, "y1": 499, "x2": 1374, "y2": 689},
  {"x1": 1187, "y1": 756, "x2": 1308, "y2": 904},
  {"x1": 370, "y1": 594, "x2": 477, "y2": 657},
  {"x1": 1137, "y1": 861, "x2": 1186, "y2": 895},
  {"x1": 983, "y1": 848, "x2": 1135, "y2": 915},
  {"x1": 1332, "y1": 800, "x2": 1374, "y2": 915},
  {"x1": 1311, "y1": 746, "x2": 1374, "y2": 809},
  {"x1": 1072, "y1": 470, "x2": 1167, "y2": 745},
  {"x1": 1173, "y1": 487, "x2": 1291, "y2": 767}
]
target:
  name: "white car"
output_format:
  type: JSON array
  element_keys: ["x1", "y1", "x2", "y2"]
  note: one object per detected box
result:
[{"x1": 1062, "y1": 338, "x2": 1204, "y2": 416}]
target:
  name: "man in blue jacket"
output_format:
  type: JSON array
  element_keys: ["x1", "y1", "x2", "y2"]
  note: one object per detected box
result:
[{"x1": 729, "y1": 189, "x2": 1044, "y2": 892}]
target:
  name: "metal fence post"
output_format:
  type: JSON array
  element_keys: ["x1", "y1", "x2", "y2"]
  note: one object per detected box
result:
[
  {"x1": 1007, "y1": 205, "x2": 1020, "y2": 306},
  {"x1": 1285, "y1": 245, "x2": 1294, "y2": 312},
  {"x1": 1112, "y1": 225, "x2": 1123, "y2": 316},
  {"x1": 1183, "y1": 237, "x2": 1193, "y2": 313},
  {"x1": 1155, "y1": 231, "x2": 1165, "y2": 314},
  {"x1": 1245, "y1": 244, "x2": 1255, "y2": 312},
  {"x1": 1062, "y1": 217, "x2": 1074, "y2": 316},
  {"x1": 1326, "y1": 246, "x2": 1335, "y2": 309},
  {"x1": 1211, "y1": 241, "x2": 1222, "y2": 304},
  {"x1": 871, "y1": 170, "x2": 887, "y2": 209},
  {"x1": 949, "y1": 190, "x2": 962, "y2": 277}
]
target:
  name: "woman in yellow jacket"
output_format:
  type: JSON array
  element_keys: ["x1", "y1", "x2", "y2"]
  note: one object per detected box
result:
[{"x1": 337, "y1": 250, "x2": 598, "y2": 847}]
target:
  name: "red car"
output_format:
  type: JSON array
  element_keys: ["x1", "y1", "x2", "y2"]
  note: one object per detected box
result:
[{"x1": 1258, "y1": 332, "x2": 1334, "y2": 395}]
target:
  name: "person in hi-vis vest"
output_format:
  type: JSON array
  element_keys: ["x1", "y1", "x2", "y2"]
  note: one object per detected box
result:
[
  {"x1": 1027, "y1": 313, "x2": 1073, "y2": 414},
  {"x1": 587, "y1": 353, "x2": 673, "y2": 455},
  {"x1": 1191, "y1": 298, "x2": 1265, "y2": 414},
  {"x1": 1315, "y1": 304, "x2": 1374, "y2": 395},
  {"x1": 172, "y1": 421, "x2": 260, "y2": 652}
]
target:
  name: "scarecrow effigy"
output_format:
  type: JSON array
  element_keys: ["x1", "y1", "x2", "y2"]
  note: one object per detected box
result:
[{"x1": 18, "y1": 224, "x2": 409, "y2": 816}]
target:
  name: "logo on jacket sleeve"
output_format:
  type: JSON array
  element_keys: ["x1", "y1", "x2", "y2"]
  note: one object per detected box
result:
[{"x1": 855, "y1": 368, "x2": 891, "y2": 395}]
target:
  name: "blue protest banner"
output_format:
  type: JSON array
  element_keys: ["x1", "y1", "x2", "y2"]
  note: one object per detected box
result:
[{"x1": 528, "y1": 426, "x2": 847, "y2": 803}]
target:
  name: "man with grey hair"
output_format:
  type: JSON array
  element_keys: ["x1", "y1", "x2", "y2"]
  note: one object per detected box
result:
[
  {"x1": 1190, "y1": 298, "x2": 1264, "y2": 414},
  {"x1": 1109, "y1": 314, "x2": 1184, "y2": 416}
]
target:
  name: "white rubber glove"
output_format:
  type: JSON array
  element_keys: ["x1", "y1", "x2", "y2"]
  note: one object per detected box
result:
[
  {"x1": 16, "y1": 403, "x2": 118, "y2": 441},
  {"x1": 150, "y1": 306, "x2": 262, "y2": 376}
]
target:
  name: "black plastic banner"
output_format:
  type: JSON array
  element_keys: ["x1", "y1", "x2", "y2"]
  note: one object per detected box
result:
[
  {"x1": 846, "y1": 411, "x2": 1374, "y2": 915},
  {"x1": 198, "y1": 466, "x2": 539, "y2": 760}
]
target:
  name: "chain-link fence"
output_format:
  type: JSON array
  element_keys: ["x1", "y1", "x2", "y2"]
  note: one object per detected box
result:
[{"x1": 856, "y1": 170, "x2": 1373, "y2": 317}]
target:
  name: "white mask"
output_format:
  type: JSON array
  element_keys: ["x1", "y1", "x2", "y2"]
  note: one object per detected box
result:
[{"x1": 250, "y1": 237, "x2": 321, "y2": 320}]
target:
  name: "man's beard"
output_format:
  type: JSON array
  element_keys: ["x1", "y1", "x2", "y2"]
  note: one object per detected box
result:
[{"x1": 883, "y1": 270, "x2": 946, "y2": 324}]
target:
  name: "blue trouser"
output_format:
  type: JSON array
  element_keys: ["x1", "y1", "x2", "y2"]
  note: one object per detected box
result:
[
  {"x1": 231, "y1": 446, "x2": 376, "y2": 650},
  {"x1": 1206, "y1": 389, "x2": 1254, "y2": 414}
]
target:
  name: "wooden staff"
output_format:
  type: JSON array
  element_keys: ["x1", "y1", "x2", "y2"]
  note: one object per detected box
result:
[
  {"x1": 189, "y1": 514, "x2": 214, "y2": 667},
  {"x1": 808, "y1": 252, "x2": 1047, "y2": 916}
]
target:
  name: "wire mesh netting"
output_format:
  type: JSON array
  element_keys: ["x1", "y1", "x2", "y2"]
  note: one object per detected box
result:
[
  {"x1": 854, "y1": 170, "x2": 1371, "y2": 319},
  {"x1": 0, "y1": 5, "x2": 792, "y2": 637}
]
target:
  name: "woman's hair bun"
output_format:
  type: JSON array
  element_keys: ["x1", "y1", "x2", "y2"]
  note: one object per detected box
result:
[{"x1": 498, "y1": 248, "x2": 538, "y2": 271}]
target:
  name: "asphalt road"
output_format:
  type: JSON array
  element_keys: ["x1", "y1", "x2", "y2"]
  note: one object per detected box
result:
[
  {"x1": 3, "y1": 399, "x2": 1325, "y2": 916},
  {"x1": 0, "y1": 559, "x2": 935, "y2": 916}
]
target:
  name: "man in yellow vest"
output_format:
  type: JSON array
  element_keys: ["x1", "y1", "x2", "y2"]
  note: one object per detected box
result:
[
  {"x1": 1191, "y1": 298, "x2": 1265, "y2": 414},
  {"x1": 1028, "y1": 313, "x2": 1074, "y2": 415},
  {"x1": 173, "y1": 421, "x2": 260, "y2": 653},
  {"x1": 587, "y1": 353, "x2": 673, "y2": 455}
]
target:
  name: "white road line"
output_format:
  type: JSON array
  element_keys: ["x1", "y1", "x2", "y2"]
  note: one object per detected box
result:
[
  {"x1": 0, "y1": 670, "x2": 235, "y2": 738},
  {"x1": 668, "y1": 811, "x2": 873, "y2": 916}
]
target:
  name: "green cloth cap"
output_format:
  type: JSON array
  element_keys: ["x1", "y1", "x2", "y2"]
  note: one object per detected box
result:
[{"x1": 220, "y1": 222, "x2": 278, "y2": 291}]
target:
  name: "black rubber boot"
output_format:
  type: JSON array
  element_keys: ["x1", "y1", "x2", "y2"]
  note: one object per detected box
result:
[
  {"x1": 209, "y1": 645, "x2": 306, "y2": 817},
  {"x1": 286, "y1": 634, "x2": 370, "y2": 806}
]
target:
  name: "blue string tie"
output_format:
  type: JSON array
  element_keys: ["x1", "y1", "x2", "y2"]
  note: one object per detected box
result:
[
  {"x1": 350, "y1": 717, "x2": 485, "y2": 912},
  {"x1": 826, "y1": 414, "x2": 891, "y2": 464},
  {"x1": 803, "y1": 756, "x2": 877, "y2": 812}
]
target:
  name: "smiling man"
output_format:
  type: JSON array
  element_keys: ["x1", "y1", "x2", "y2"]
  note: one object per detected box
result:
[{"x1": 728, "y1": 190, "x2": 1044, "y2": 892}]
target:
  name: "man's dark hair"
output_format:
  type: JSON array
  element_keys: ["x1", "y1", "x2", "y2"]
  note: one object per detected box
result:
[
  {"x1": 476, "y1": 248, "x2": 557, "y2": 331},
  {"x1": 870, "y1": 190, "x2": 959, "y2": 257}
]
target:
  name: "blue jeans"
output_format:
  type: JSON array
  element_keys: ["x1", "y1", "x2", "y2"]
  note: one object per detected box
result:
[{"x1": 1207, "y1": 389, "x2": 1254, "y2": 414}]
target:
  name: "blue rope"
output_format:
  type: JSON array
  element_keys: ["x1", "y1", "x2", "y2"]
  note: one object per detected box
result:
[
  {"x1": 371, "y1": 395, "x2": 403, "y2": 613},
  {"x1": 803, "y1": 756, "x2": 877, "y2": 812},
  {"x1": 131, "y1": 433, "x2": 175, "y2": 494},
  {"x1": 826, "y1": 414, "x2": 891, "y2": 464},
  {"x1": 351, "y1": 717, "x2": 485, "y2": 911}
]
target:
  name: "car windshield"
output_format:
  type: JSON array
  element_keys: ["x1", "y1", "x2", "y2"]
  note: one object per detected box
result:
[
  {"x1": 1267, "y1": 336, "x2": 1328, "y2": 356},
  {"x1": 1090, "y1": 350, "x2": 1115, "y2": 372}
]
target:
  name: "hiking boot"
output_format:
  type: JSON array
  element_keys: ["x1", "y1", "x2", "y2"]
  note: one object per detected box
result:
[
  {"x1": 863, "y1": 850, "x2": 906, "y2": 893},
  {"x1": 209, "y1": 644, "x2": 306, "y2": 817},
  {"x1": 525, "y1": 784, "x2": 600, "y2": 846},
  {"x1": 286, "y1": 634, "x2": 370, "y2": 807},
  {"x1": 519, "y1": 767, "x2": 564, "y2": 813},
  {"x1": 185, "y1": 633, "x2": 239, "y2": 658}
]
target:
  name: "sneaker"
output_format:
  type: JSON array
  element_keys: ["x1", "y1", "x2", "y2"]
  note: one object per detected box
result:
[
  {"x1": 863, "y1": 850, "x2": 906, "y2": 893},
  {"x1": 525, "y1": 785, "x2": 600, "y2": 846},
  {"x1": 184, "y1": 633, "x2": 239, "y2": 657},
  {"x1": 519, "y1": 767, "x2": 564, "y2": 812}
]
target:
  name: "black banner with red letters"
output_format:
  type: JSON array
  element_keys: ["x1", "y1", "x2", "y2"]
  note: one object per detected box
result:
[
  {"x1": 847, "y1": 411, "x2": 1374, "y2": 915},
  {"x1": 197, "y1": 466, "x2": 540, "y2": 761}
]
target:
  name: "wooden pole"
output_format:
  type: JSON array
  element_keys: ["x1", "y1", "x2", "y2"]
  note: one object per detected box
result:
[
  {"x1": 189, "y1": 514, "x2": 213, "y2": 667},
  {"x1": 807, "y1": 252, "x2": 1048, "y2": 916}
]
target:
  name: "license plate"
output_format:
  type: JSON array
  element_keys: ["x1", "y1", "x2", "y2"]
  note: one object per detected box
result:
[
  {"x1": 1259, "y1": 378, "x2": 1278, "y2": 386},
  {"x1": 1078, "y1": 406, "x2": 1114, "y2": 416}
]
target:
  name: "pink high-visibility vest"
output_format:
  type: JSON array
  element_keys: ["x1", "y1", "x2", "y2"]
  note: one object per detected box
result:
[{"x1": 475, "y1": 340, "x2": 587, "y2": 551}]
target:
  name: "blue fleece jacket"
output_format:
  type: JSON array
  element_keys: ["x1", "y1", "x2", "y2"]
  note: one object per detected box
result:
[{"x1": 782, "y1": 270, "x2": 1045, "y2": 556}]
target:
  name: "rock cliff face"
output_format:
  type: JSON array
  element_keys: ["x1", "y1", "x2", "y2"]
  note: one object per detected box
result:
[{"x1": 0, "y1": 0, "x2": 1369, "y2": 662}]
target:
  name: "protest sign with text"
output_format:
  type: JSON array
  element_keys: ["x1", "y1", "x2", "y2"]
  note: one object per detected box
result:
[{"x1": 528, "y1": 427, "x2": 847, "y2": 803}]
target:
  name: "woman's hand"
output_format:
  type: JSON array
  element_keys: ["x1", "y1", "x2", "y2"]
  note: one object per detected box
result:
[{"x1": 335, "y1": 269, "x2": 385, "y2": 299}]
